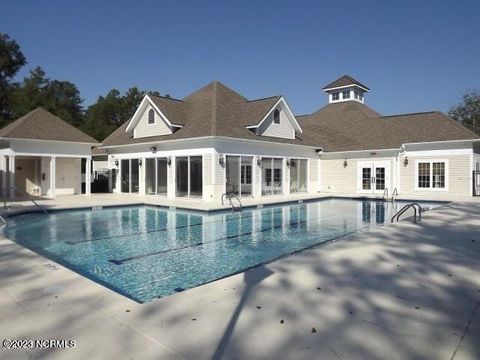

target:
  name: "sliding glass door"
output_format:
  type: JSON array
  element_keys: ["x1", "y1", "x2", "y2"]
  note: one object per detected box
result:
[
  {"x1": 176, "y1": 156, "x2": 203, "y2": 198},
  {"x1": 145, "y1": 158, "x2": 156, "y2": 195},
  {"x1": 290, "y1": 159, "x2": 307, "y2": 193},
  {"x1": 157, "y1": 158, "x2": 167, "y2": 195},
  {"x1": 120, "y1": 159, "x2": 139, "y2": 193},
  {"x1": 121, "y1": 159, "x2": 130, "y2": 193},
  {"x1": 226, "y1": 156, "x2": 253, "y2": 197},
  {"x1": 262, "y1": 157, "x2": 283, "y2": 196},
  {"x1": 145, "y1": 158, "x2": 168, "y2": 195}
]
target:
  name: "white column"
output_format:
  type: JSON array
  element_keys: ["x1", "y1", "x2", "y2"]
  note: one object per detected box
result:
[
  {"x1": 1, "y1": 156, "x2": 6, "y2": 198},
  {"x1": 49, "y1": 156, "x2": 56, "y2": 197},
  {"x1": 139, "y1": 157, "x2": 146, "y2": 195},
  {"x1": 8, "y1": 156, "x2": 15, "y2": 198},
  {"x1": 85, "y1": 157, "x2": 91, "y2": 195}
]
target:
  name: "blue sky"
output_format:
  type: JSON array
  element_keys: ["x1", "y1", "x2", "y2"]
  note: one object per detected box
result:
[{"x1": 2, "y1": 0, "x2": 479, "y2": 116}]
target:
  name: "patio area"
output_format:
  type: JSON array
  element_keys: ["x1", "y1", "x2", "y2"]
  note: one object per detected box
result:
[{"x1": 0, "y1": 199, "x2": 479, "y2": 359}]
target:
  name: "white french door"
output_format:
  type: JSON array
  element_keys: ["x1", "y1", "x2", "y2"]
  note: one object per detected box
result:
[{"x1": 358, "y1": 161, "x2": 391, "y2": 194}]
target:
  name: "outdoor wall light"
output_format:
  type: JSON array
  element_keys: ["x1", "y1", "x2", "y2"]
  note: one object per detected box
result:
[
  {"x1": 257, "y1": 158, "x2": 262, "y2": 166},
  {"x1": 114, "y1": 160, "x2": 119, "y2": 167},
  {"x1": 167, "y1": 157, "x2": 172, "y2": 166},
  {"x1": 343, "y1": 159, "x2": 348, "y2": 168},
  {"x1": 218, "y1": 154, "x2": 225, "y2": 166},
  {"x1": 403, "y1": 157, "x2": 409, "y2": 166},
  {"x1": 138, "y1": 159, "x2": 143, "y2": 166},
  {"x1": 286, "y1": 159, "x2": 291, "y2": 167},
  {"x1": 150, "y1": 146, "x2": 157, "y2": 153}
]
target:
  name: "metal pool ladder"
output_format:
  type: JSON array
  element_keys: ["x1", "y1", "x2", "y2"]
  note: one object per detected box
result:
[
  {"x1": 222, "y1": 193, "x2": 243, "y2": 212},
  {"x1": 2, "y1": 186, "x2": 48, "y2": 214},
  {"x1": 383, "y1": 187, "x2": 399, "y2": 202},
  {"x1": 391, "y1": 202, "x2": 422, "y2": 223}
]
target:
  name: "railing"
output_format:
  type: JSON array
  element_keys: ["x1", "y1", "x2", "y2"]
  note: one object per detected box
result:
[
  {"x1": 382, "y1": 188, "x2": 389, "y2": 201},
  {"x1": 222, "y1": 193, "x2": 243, "y2": 212},
  {"x1": 391, "y1": 202, "x2": 422, "y2": 223},
  {"x1": 391, "y1": 188, "x2": 398, "y2": 202},
  {"x1": 3, "y1": 186, "x2": 48, "y2": 214}
]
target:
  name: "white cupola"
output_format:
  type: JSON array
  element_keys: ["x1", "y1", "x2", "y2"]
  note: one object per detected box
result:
[{"x1": 323, "y1": 75, "x2": 369, "y2": 104}]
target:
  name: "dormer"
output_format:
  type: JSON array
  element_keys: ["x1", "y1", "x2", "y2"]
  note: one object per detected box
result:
[
  {"x1": 323, "y1": 75, "x2": 370, "y2": 104},
  {"x1": 246, "y1": 97, "x2": 302, "y2": 140},
  {"x1": 125, "y1": 94, "x2": 184, "y2": 139}
]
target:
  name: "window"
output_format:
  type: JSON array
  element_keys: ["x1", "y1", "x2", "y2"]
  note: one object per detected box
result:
[
  {"x1": 148, "y1": 109, "x2": 155, "y2": 124},
  {"x1": 241, "y1": 165, "x2": 252, "y2": 185},
  {"x1": 342, "y1": 90, "x2": 350, "y2": 99},
  {"x1": 432, "y1": 162, "x2": 445, "y2": 188},
  {"x1": 417, "y1": 161, "x2": 446, "y2": 189},
  {"x1": 273, "y1": 109, "x2": 280, "y2": 124},
  {"x1": 332, "y1": 92, "x2": 340, "y2": 101},
  {"x1": 261, "y1": 157, "x2": 283, "y2": 196},
  {"x1": 290, "y1": 159, "x2": 307, "y2": 193},
  {"x1": 418, "y1": 163, "x2": 430, "y2": 188},
  {"x1": 176, "y1": 156, "x2": 203, "y2": 197},
  {"x1": 225, "y1": 156, "x2": 253, "y2": 197},
  {"x1": 274, "y1": 168, "x2": 281, "y2": 183}
]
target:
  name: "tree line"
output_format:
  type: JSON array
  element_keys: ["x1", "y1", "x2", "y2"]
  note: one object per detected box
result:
[
  {"x1": 0, "y1": 33, "x2": 159, "y2": 141},
  {"x1": 1, "y1": 33, "x2": 479, "y2": 141}
]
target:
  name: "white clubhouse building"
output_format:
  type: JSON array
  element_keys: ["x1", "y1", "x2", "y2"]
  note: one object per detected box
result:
[
  {"x1": 1, "y1": 75, "x2": 479, "y2": 204},
  {"x1": 98, "y1": 75, "x2": 480, "y2": 204}
]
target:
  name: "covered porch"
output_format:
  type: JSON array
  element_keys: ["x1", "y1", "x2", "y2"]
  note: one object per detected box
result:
[
  {"x1": 0, "y1": 107, "x2": 99, "y2": 200},
  {"x1": 0, "y1": 152, "x2": 91, "y2": 199}
]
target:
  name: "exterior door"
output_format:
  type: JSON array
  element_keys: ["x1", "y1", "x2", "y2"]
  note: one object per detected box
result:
[{"x1": 358, "y1": 161, "x2": 390, "y2": 194}]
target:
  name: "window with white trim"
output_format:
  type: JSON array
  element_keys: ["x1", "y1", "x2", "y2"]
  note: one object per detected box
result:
[
  {"x1": 148, "y1": 109, "x2": 155, "y2": 124},
  {"x1": 417, "y1": 161, "x2": 446, "y2": 189},
  {"x1": 273, "y1": 109, "x2": 280, "y2": 124},
  {"x1": 332, "y1": 92, "x2": 340, "y2": 101},
  {"x1": 342, "y1": 90, "x2": 350, "y2": 99}
]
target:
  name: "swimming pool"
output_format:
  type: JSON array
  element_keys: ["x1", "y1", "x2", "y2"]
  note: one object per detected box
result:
[{"x1": 3, "y1": 198, "x2": 442, "y2": 303}]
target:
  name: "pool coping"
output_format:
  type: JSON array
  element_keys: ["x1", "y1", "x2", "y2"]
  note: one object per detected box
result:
[{"x1": 1, "y1": 194, "x2": 450, "y2": 219}]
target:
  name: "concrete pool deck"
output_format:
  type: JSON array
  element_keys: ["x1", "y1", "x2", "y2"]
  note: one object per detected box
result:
[{"x1": 0, "y1": 200, "x2": 479, "y2": 359}]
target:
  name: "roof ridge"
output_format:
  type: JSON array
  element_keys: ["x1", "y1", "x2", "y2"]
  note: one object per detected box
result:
[
  {"x1": 380, "y1": 111, "x2": 437, "y2": 118},
  {"x1": 247, "y1": 95, "x2": 282, "y2": 103},
  {"x1": 148, "y1": 94, "x2": 183, "y2": 102},
  {"x1": 211, "y1": 81, "x2": 218, "y2": 135}
]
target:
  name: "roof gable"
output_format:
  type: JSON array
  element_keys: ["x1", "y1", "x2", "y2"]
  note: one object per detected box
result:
[
  {"x1": 125, "y1": 95, "x2": 184, "y2": 134},
  {"x1": 0, "y1": 107, "x2": 98, "y2": 144},
  {"x1": 246, "y1": 97, "x2": 303, "y2": 135}
]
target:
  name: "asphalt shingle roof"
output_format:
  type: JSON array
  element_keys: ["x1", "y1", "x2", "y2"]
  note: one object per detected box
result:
[
  {"x1": 0, "y1": 107, "x2": 98, "y2": 144},
  {"x1": 322, "y1": 75, "x2": 370, "y2": 91},
  {"x1": 102, "y1": 80, "x2": 478, "y2": 152}
]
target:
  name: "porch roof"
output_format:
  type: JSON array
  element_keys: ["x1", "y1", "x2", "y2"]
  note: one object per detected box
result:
[{"x1": 0, "y1": 107, "x2": 99, "y2": 144}]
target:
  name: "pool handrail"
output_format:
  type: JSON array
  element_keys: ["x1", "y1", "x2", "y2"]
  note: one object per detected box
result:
[
  {"x1": 2, "y1": 186, "x2": 48, "y2": 214},
  {"x1": 391, "y1": 202, "x2": 422, "y2": 223}
]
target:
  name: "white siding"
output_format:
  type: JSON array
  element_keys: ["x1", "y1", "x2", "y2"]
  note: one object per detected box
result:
[
  {"x1": 308, "y1": 159, "x2": 320, "y2": 193},
  {"x1": 133, "y1": 105, "x2": 172, "y2": 139},
  {"x1": 258, "y1": 108, "x2": 295, "y2": 139},
  {"x1": 320, "y1": 157, "x2": 394, "y2": 194},
  {"x1": 399, "y1": 154, "x2": 471, "y2": 198}
]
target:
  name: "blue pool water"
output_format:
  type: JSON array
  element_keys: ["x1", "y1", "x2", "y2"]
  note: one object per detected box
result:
[{"x1": 3, "y1": 198, "x2": 442, "y2": 303}]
